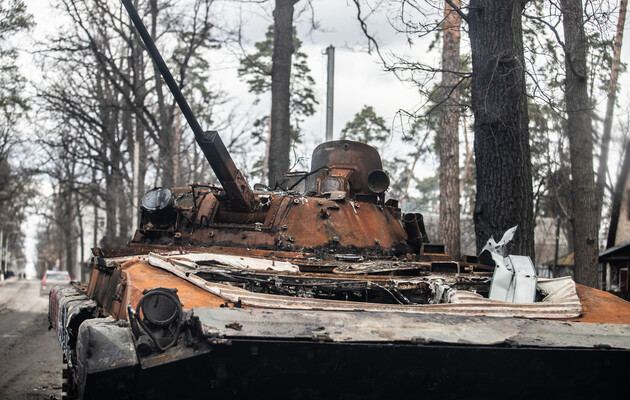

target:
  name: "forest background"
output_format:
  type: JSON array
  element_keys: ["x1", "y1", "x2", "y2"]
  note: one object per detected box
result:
[{"x1": 0, "y1": 0, "x2": 628, "y2": 288}]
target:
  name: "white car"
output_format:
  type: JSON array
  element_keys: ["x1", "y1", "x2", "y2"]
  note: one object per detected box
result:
[{"x1": 40, "y1": 270, "x2": 70, "y2": 296}]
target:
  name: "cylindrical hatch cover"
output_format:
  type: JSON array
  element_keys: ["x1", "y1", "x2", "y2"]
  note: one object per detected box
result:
[{"x1": 141, "y1": 187, "x2": 176, "y2": 227}]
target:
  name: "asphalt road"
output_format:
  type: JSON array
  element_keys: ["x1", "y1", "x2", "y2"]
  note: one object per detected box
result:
[{"x1": 0, "y1": 278, "x2": 63, "y2": 400}]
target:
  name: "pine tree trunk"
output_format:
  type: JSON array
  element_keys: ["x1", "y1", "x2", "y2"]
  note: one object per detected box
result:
[
  {"x1": 115, "y1": 167, "x2": 129, "y2": 244},
  {"x1": 173, "y1": 108, "x2": 181, "y2": 185},
  {"x1": 268, "y1": 0, "x2": 296, "y2": 187},
  {"x1": 439, "y1": 0, "x2": 462, "y2": 260},
  {"x1": 607, "y1": 138, "x2": 630, "y2": 247},
  {"x1": 150, "y1": 0, "x2": 174, "y2": 187},
  {"x1": 103, "y1": 173, "x2": 117, "y2": 247},
  {"x1": 132, "y1": 15, "x2": 147, "y2": 230},
  {"x1": 461, "y1": 115, "x2": 475, "y2": 215},
  {"x1": 596, "y1": 0, "x2": 627, "y2": 216},
  {"x1": 561, "y1": 0, "x2": 599, "y2": 287},
  {"x1": 468, "y1": 0, "x2": 535, "y2": 257},
  {"x1": 62, "y1": 173, "x2": 77, "y2": 277},
  {"x1": 95, "y1": 66, "x2": 119, "y2": 248}
]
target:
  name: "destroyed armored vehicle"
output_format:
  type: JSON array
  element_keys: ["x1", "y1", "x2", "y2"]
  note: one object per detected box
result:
[{"x1": 49, "y1": 1, "x2": 630, "y2": 399}]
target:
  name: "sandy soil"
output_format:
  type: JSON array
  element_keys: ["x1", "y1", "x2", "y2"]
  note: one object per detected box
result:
[{"x1": 0, "y1": 278, "x2": 63, "y2": 400}]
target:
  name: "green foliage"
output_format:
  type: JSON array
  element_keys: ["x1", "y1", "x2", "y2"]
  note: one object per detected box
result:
[
  {"x1": 383, "y1": 155, "x2": 411, "y2": 199},
  {"x1": 340, "y1": 105, "x2": 390, "y2": 146},
  {"x1": 0, "y1": 0, "x2": 33, "y2": 122},
  {"x1": 238, "y1": 24, "x2": 318, "y2": 138},
  {"x1": 410, "y1": 174, "x2": 439, "y2": 213},
  {"x1": 341, "y1": 106, "x2": 445, "y2": 215},
  {"x1": 249, "y1": 114, "x2": 302, "y2": 146}
]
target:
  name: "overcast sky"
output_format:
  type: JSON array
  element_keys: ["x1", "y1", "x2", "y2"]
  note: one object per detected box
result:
[
  {"x1": 21, "y1": 0, "x2": 429, "y2": 161},
  {"x1": 19, "y1": 0, "x2": 630, "y2": 161},
  {"x1": 195, "y1": 0, "x2": 433, "y2": 165}
]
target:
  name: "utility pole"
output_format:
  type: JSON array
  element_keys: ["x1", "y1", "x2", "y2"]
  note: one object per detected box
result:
[{"x1": 325, "y1": 45, "x2": 335, "y2": 142}]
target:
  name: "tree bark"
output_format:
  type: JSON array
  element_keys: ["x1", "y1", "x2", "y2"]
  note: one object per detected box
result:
[
  {"x1": 62, "y1": 172, "x2": 77, "y2": 278},
  {"x1": 268, "y1": 0, "x2": 297, "y2": 187},
  {"x1": 468, "y1": 0, "x2": 535, "y2": 257},
  {"x1": 150, "y1": 0, "x2": 175, "y2": 187},
  {"x1": 607, "y1": 137, "x2": 630, "y2": 248},
  {"x1": 131, "y1": 13, "x2": 147, "y2": 230},
  {"x1": 439, "y1": 0, "x2": 462, "y2": 260},
  {"x1": 596, "y1": 0, "x2": 627, "y2": 217},
  {"x1": 461, "y1": 114, "x2": 475, "y2": 215},
  {"x1": 561, "y1": 0, "x2": 599, "y2": 287}
]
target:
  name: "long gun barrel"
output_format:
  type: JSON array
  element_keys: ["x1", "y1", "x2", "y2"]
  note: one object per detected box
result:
[{"x1": 121, "y1": 0, "x2": 255, "y2": 211}]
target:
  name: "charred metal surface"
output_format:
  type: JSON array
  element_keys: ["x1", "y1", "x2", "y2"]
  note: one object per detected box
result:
[
  {"x1": 128, "y1": 287, "x2": 185, "y2": 353},
  {"x1": 65, "y1": 336, "x2": 630, "y2": 399},
  {"x1": 49, "y1": 284, "x2": 98, "y2": 370},
  {"x1": 75, "y1": 318, "x2": 138, "y2": 399},
  {"x1": 134, "y1": 189, "x2": 413, "y2": 259},
  {"x1": 306, "y1": 141, "x2": 386, "y2": 199},
  {"x1": 130, "y1": 139, "x2": 429, "y2": 260},
  {"x1": 191, "y1": 264, "x2": 491, "y2": 304},
  {"x1": 195, "y1": 307, "x2": 630, "y2": 349},
  {"x1": 87, "y1": 263, "x2": 125, "y2": 317},
  {"x1": 194, "y1": 130, "x2": 255, "y2": 211}
]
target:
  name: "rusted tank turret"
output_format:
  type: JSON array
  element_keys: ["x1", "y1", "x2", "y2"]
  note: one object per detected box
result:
[
  {"x1": 130, "y1": 139, "x2": 412, "y2": 259},
  {"x1": 48, "y1": 1, "x2": 630, "y2": 399}
]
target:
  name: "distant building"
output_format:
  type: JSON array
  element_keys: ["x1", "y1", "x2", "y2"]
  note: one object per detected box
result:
[
  {"x1": 533, "y1": 218, "x2": 570, "y2": 269},
  {"x1": 599, "y1": 242, "x2": 629, "y2": 299},
  {"x1": 537, "y1": 252, "x2": 574, "y2": 279}
]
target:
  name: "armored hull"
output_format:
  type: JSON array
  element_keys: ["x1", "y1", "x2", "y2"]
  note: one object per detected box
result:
[
  {"x1": 49, "y1": 177, "x2": 630, "y2": 399},
  {"x1": 49, "y1": 243, "x2": 630, "y2": 399}
]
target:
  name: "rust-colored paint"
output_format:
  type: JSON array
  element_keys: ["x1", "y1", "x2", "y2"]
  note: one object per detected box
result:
[
  {"x1": 571, "y1": 284, "x2": 630, "y2": 324},
  {"x1": 87, "y1": 244, "x2": 630, "y2": 326},
  {"x1": 134, "y1": 191, "x2": 407, "y2": 255},
  {"x1": 121, "y1": 258, "x2": 143, "y2": 268},
  {"x1": 86, "y1": 267, "x2": 100, "y2": 298},
  {"x1": 119, "y1": 260, "x2": 228, "y2": 319},
  {"x1": 87, "y1": 255, "x2": 630, "y2": 327}
]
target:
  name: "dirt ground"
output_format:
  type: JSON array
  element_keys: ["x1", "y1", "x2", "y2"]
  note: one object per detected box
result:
[{"x1": 0, "y1": 278, "x2": 63, "y2": 400}]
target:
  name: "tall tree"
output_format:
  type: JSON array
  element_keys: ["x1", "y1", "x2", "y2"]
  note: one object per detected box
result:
[
  {"x1": 467, "y1": 0, "x2": 535, "y2": 256},
  {"x1": 521, "y1": 0, "x2": 620, "y2": 267},
  {"x1": 38, "y1": 0, "x2": 223, "y2": 251},
  {"x1": 0, "y1": 0, "x2": 33, "y2": 277},
  {"x1": 596, "y1": 0, "x2": 627, "y2": 218},
  {"x1": 607, "y1": 131, "x2": 630, "y2": 248},
  {"x1": 0, "y1": 0, "x2": 31, "y2": 117},
  {"x1": 238, "y1": 23, "x2": 317, "y2": 183},
  {"x1": 268, "y1": 0, "x2": 298, "y2": 187},
  {"x1": 439, "y1": 0, "x2": 462, "y2": 259},
  {"x1": 353, "y1": 0, "x2": 534, "y2": 256},
  {"x1": 561, "y1": 0, "x2": 599, "y2": 287}
]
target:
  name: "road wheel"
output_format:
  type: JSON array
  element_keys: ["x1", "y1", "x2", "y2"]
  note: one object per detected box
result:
[{"x1": 62, "y1": 366, "x2": 78, "y2": 400}]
